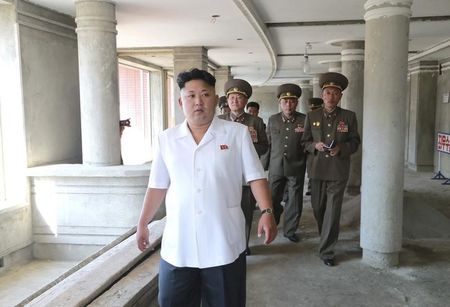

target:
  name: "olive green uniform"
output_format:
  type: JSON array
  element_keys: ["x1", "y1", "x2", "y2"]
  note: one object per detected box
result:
[
  {"x1": 301, "y1": 106, "x2": 360, "y2": 260},
  {"x1": 266, "y1": 111, "x2": 307, "y2": 237}
]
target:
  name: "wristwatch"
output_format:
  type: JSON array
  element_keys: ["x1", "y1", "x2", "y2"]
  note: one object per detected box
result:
[{"x1": 261, "y1": 208, "x2": 273, "y2": 215}]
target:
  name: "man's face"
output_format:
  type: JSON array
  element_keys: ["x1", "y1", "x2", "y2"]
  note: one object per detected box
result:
[
  {"x1": 247, "y1": 106, "x2": 259, "y2": 117},
  {"x1": 279, "y1": 97, "x2": 298, "y2": 117},
  {"x1": 227, "y1": 93, "x2": 248, "y2": 113},
  {"x1": 322, "y1": 87, "x2": 342, "y2": 110},
  {"x1": 178, "y1": 79, "x2": 217, "y2": 127},
  {"x1": 220, "y1": 105, "x2": 231, "y2": 115}
]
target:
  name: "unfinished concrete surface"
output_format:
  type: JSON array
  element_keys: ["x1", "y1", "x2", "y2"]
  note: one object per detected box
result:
[{"x1": 0, "y1": 170, "x2": 449, "y2": 306}]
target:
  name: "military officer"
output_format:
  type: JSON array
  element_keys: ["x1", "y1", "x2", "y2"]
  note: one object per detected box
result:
[
  {"x1": 266, "y1": 84, "x2": 307, "y2": 243},
  {"x1": 301, "y1": 72, "x2": 360, "y2": 266},
  {"x1": 219, "y1": 79, "x2": 269, "y2": 255},
  {"x1": 305, "y1": 98, "x2": 324, "y2": 196}
]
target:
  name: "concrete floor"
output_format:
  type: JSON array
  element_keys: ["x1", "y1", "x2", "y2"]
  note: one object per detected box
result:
[
  {"x1": 0, "y1": 259, "x2": 77, "y2": 307},
  {"x1": 0, "y1": 170, "x2": 449, "y2": 307},
  {"x1": 247, "y1": 170, "x2": 450, "y2": 307}
]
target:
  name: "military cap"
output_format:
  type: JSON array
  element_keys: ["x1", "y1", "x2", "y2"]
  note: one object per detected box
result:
[
  {"x1": 308, "y1": 98, "x2": 323, "y2": 110},
  {"x1": 224, "y1": 79, "x2": 252, "y2": 99},
  {"x1": 218, "y1": 96, "x2": 228, "y2": 109},
  {"x1": 276, "y1": 83, "x2": 302, "y2": 100},
  {"x1": 319, "y1": 72, "x2": 348, "y2": 91}
]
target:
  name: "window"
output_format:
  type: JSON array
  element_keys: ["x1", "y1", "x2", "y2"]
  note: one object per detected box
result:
[{"x1": 118, "y1": 64, "x2": 152, "y2": 164}]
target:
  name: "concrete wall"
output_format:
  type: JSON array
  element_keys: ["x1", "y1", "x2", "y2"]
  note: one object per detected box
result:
[
  {"x1": 0, "y1": 3, "x2": 33, "y2": 269},
  {"x1": 407, "y1": 61, "x2": 438, "y2": 171},
  {"x1": 435, "y1": 59, "x2": 450, "y2": 176},
  {"x1": 251, "y1": 85, "x2": 279, "y2": 124},
  {"x1": 17, "y1": 0, "x2": 81, "y2": 167},
  {"x1": 0, "y1": 205, "x2": 33, "y2": 272},
  {"x1": 28, "y1": 164, "x2": 153, "y2": 261}
]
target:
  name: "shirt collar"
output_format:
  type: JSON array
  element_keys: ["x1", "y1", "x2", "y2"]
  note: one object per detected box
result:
[
  {"x1": 230, "y1": 111, "x2": 245, "y2": 122},
  {"x1": 281, "y1": 112, "x2": 296, "y2": 123}
]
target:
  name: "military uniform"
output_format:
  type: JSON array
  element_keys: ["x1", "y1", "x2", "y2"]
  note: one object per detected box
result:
[
  {"x1": 266, "y1": 84, "x2": 307, "y2": 239},
  {"x1": 301, "y1": 73, "x2": 360, "y2": 264},
  {"x1": 305, "y1": 98, "x2": 324, "y2": 196},
  {"x1": 218, "y1": 79, "x2": 269, "y2": 254}
]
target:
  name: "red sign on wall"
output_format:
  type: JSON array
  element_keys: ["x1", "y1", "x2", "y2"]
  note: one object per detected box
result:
[{"x1": 437, "y1": 132, "x2": 450, "y2": 154}]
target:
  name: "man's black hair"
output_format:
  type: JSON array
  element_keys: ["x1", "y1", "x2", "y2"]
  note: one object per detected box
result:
[
  {"x1": 246, "y1": 101, "x2": 260, "y2": 110},
  {"x1": 177, "y1": 68, "x2": 216, "y2": 89}
]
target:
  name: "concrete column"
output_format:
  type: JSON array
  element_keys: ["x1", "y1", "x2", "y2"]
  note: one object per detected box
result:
[
  {"x1": 214, "y1": 66, "x2": 232, "y2": 97},
  {"x1": 318, "y1": 60, "x2": 342, "y2": 73},
  {"x1": 299, "y1": 80, "x2": 313, "y2": 114},
  {"x1": 407, "y1": 61, "x2": 438, "y2": 171},
  {"x1": 173, "y1": 47, "x2": 208, "y2": 124},
  {"x1": 312, "y1": 76, "x2": 321, "y2": 97},
  {"x1": 335, "y1": 40, "x2": 365, "y2": 194},
  {"x1": 361, "y1": 0, "x2": 412, "y2": 268},
  {"x1": 75, "y1": 0, "x2": 121, "y2": 166}
]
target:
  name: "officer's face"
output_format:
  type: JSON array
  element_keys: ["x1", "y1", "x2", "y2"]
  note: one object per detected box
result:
[
  {"x1": 280, "y1": 98, "x2": 298, "y2": 117},
  {"x1": 227, "y1": 93, "x2": 247, "y2": 113},
  {"x1": 179, "y1": 79, "x2": 218, "y2": 128},
  {"x1": 322, "y1": 87, "x2": 342, "y2": 111},
  {"x1": 247, "y1": 106, "x2": 259, "y2": 117}
]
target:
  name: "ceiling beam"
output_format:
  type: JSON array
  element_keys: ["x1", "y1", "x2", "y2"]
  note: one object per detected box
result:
[{"x1": 267, "y1": 15, "x2": 450, "y2": 28}]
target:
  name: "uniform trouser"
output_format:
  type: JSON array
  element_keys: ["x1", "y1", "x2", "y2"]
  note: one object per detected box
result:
[
  {"x1": 310, "y1": 179, "x2": 347, "y2": 260},
  {"x1": 158, "y1": 252, "x2": 246, "y2": 307},
  {"x1": 269, "y1": 174, "x2": 305, "y2": 236},
  {"x1": 241, "y1": 186, "x2": 256, "y2": 249}
]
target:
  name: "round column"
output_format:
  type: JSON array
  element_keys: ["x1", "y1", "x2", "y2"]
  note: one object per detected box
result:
[
  {"x1": 75, "y1": 0, "x2": 121, "y2": 166},
  {"x1": 318, "y1": 60, "x2": 342, "y2": 73},
  {"x1": 361, "y1": 0, "x2": 412, "y2": 268},
  {"x1": 299, "y1": 80, "x2": 313, "y2": 114},
  {"x1": 335, "y1": 40, "x2": 365, "y2": 194}
]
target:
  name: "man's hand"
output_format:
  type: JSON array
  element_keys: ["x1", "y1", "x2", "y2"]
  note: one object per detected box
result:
[
  {"x1": 315, "y1": 142, "x2": 326, "y2": 152},
  {"x1": 257, "y1": 213, "x2": 277, "y2": 244},
  {"x1": 136, "y1": 225, "x2": 149, "y2": 251},
  {"x1": 329, "y1": 144, "x2": 340, "y2": 156}
]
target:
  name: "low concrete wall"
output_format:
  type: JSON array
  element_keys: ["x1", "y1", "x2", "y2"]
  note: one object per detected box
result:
[
  {"x1": 23, "y1": 218, "x2": 165, "y2": 306},
  {"x1": 0, "y1": 205, "x2": 33, "y2": 272},
  {"x1": 27, "y1": 164, "x2": 160, "y2": 261}
]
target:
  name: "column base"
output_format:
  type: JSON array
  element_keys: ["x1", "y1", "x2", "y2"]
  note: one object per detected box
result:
[{"x1": 362, "y1": 249, "x2": 399, "y2": 268}]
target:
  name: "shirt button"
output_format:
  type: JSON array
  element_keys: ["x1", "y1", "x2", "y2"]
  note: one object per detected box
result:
[
  {"x1": 284, "y1": 144, "x2": 288, "y2": 148},
  {"x1": 283, "y1": 153, "x2": 287, "y2": 156},
  {"x1": 197, "y1": 188, "x2": 201, "y2": 193},
  {"x1": 196, "y1": 168, "x2": 201, "y2": 172},
  {"x1": 286, "y1": 127, "x2": 289, "y2": 131},
  {"x1": 285, "y1": 136, "x2": 289, "y2": 139},
  {"x1": 325, "y1": 154, "x2": 329, "y2": 158},
  {"x1": 328, "y1": 124, "x2": 331, "y2": 127},
  {"x1": 327, "y1": 134, "x2": 331, "y2": 137},
  {"x1": 197, "y1": 211, "x2": 202, "y2": 215}
]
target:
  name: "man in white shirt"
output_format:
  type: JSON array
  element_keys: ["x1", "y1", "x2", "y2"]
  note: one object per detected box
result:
[{"x1": 136, "y1": 68, "x2": 277, "y2": 307}]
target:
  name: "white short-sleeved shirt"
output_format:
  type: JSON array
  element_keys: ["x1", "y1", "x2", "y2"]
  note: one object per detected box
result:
[{"x1": 149, "y1": 117, "x2": 266, "y2": 268}]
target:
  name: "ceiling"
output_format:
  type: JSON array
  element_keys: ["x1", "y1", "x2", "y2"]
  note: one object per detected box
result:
[{"x1": 28, "y1": 0, "x2": 450, "y2": 85}]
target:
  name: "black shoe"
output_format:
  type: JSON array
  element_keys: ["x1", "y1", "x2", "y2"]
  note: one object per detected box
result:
[
  {"x1": 323, "y1": 258, "x2": 335, "y2": 266},
  {"x1": 245, "y1": 247, "x2": 251, "y2": 256},
  {"x1": 284, "y1": 234, "x2": 299, "y2": 243}
]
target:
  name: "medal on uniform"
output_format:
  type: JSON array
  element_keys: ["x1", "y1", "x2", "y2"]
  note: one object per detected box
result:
[{"x1": 337, "y1": 120, "x2": 348, "y2": 132}]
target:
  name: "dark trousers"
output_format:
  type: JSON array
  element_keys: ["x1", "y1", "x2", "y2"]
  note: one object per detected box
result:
[
  {"x1": 269, "y1": 174, "x2": 304, "y2": 236},
  {"x1": 241, "y1": 186, "x2": 256, "y2": 249},
  {"x1": 158, "y1": 253, "x2": 246, "y2": 307},
  {"x1": 310, "y1": 179, "x2": 347, "y2": 260}
]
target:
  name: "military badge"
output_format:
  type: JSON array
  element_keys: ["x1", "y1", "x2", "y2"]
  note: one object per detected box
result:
[
  {"x1": 248, "y1": 126, "x2": 258, "y2": 143},
  {"x1": 294, "y1": 125, "x2": 304, "y2": 133},
  {"x1": 337, "y1": 120, "x2": 348, "y2": 132},
  {"x1": 220, "y1": 144, "x2": 229, "y2": 150}
]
